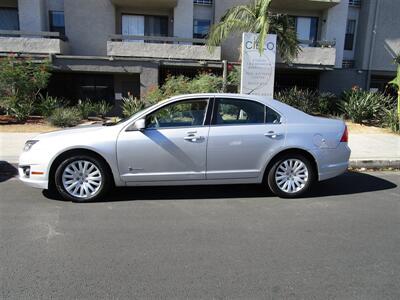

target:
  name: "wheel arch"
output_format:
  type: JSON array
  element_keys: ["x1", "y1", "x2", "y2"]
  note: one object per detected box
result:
[
  {"x1": 262, "y1": 148, "x2": 319, "y2": 182},
  {"x1": 48, "y1": 148, "x2": 116, "y2": 189}
]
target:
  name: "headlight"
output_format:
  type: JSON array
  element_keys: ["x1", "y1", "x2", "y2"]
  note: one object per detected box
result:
[{"x1": 23, "y1": 140, "x2": 39, "y2": 152}]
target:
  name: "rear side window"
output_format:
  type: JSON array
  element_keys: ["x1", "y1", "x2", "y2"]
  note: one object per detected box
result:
[
  {"x1": 266, "y1": 107, "x2": 281, "y2": 124},
  {"x1": 213, "y1": 98, "x2": 265, "y2": 125}
]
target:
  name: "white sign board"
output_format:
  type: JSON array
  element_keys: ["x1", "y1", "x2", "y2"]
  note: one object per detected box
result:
[{"x1": 240, "y1": 32, "x2": 277, "y2": 97}]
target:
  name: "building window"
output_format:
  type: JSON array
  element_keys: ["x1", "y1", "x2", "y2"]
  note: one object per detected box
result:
[
  {"x1": 0, "y1": 7, "x2": 19, "y2": 30},
  {"x1": 194, "y1": 0, "x2": 213, "y2": 5},
  {"x1": 290, "y1": 16, "x2": 318, "y2": 46},
  {"x1": 122, "y1": 15, "x2": 168, "y2": 38},
  {"x1": 49, "y1": 11, "x2": 65, "y2": 35},
  {"x1": 193, "y1": 19, "x2": 211, "y2": 39},
  {"x1": 344, "y1": 19, "x2": 356, "y2": 51}
]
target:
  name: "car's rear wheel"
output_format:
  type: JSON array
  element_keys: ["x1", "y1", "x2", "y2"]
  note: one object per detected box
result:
[
  {"x1": 267, "y1": 154, "x2": 315, "y2": 198},
  {"x1": 54, "y1": 155, "x2": 110, "y2": 202}
]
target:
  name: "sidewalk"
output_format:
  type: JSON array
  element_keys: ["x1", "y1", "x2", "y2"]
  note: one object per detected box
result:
[{"x1": 0, "y1": 131, "x2": 399, "y2": 168}]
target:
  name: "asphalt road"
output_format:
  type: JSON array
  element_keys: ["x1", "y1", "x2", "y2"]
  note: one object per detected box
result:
[{"x1": 0, "y1": 171, "x2": 399, "y2": 299}]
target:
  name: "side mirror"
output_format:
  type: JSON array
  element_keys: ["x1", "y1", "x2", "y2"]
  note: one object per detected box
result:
[{"x1": 134, "y1": 118, "x2": 146, "y2": 131}]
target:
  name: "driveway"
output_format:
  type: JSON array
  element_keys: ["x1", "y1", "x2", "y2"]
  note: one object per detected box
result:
[{"x1": 0, "y1": 172, "x2": 399, "y2": 299}]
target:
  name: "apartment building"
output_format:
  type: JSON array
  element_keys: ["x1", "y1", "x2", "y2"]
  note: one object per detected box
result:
[{"x1": 0, "y1": 0, "x2": 399, "y2": 108}]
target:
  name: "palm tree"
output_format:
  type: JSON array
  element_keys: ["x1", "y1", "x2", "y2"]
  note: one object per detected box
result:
[{"x1": 207, "y1": 0, "x2": 300, "y2": 62}]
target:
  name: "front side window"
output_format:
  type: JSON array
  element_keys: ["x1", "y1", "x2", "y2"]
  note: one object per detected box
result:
[
  {"x1": 213, "y1": 99, "x2": 265, "y2": 125},
  {"x1": 0, "y1": 7, "x2": 19, "y2": 30},
  {"x1": 49, "y1": 11, "x2": 65, "y2": 35},
  {"x1": 146, "y1": 99, "x2": 208, "y2": 129}
]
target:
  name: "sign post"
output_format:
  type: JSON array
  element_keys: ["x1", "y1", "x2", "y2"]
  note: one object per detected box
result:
[{"x1": 240, "y1": 32, "x2": 277, "y2": 97}]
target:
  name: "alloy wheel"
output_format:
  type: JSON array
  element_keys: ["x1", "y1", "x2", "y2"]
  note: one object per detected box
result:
[
  {"x1": 62, "y1": 160, "x2": 102, "y2": 199},
  {"x1": 275, "y1": 159, "x2": 309, "y2": 194}
]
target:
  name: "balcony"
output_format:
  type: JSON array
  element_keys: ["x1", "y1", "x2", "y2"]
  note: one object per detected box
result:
[
  {"x1": 0, "y1": 30, "x2": 68, "y2": 55},
  {"x1": 271, "y1": 0, "x2": 341, "y2": 10},
  {"x1": 110, "y1": 0, "x2": 177, "y2": 9},
  {"x1": 107, "y1": 35, "x2": 221, "y2": 61},
  {"x1": 278, "y1": 40, "x2": 336, "y2": 68}
]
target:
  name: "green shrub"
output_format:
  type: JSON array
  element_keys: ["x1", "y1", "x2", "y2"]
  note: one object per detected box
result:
[
  {"x1": 93, "y1": 100, "x2": 112, "y2": 118},
  {"x1": 275, "y1": 87, "x2": 319, "y2": 114},
  {"x1": 339, "y1": 89, "x2": 394, "y2": 124},
  {"x1": 143, "y1": 86, "x2": 164, "y2": 105},
  {"x1": 0, "y1": 56, "x2": 51, "y2": 122},
  {"x1": 121, "y1": 96, "x2": 145, "y2": 118},
  {"x1": 77, "y1": 99, "x2": 95, "y2": 119},
  {"x1": 162, "y1": 75, "x2": 191, "y2": 98},
  {"x1": 38, "y1": 94, "x2": 60, "y2": 117},
  {"x1": 318, "y1": 92, "x2": 339, "y2": 115},
  {"x1": 189, "y1": 73, "x2": 223, "y2": 93},
  {"x1": 382, "y1": 108, "x2": 399, "y2": 133},
  {"x1": 7, "y1": 97, "x2": 34, "y2": 122},
  {"x1": 48, "y1": 107, "x2": 82, "y2": 127}
]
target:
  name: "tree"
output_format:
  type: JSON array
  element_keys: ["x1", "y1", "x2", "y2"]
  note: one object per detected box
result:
[
  {"x1": 0, "y1": 55, "x2": 51, "y2": 121},
  {"x1": 207, "y1": 0, "x2": 300, "y2": 62}
]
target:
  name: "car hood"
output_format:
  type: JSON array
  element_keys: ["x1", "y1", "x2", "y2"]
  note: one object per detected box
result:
[{"x1": 34, "y1": 124, "x2": 108, "y2": 140}]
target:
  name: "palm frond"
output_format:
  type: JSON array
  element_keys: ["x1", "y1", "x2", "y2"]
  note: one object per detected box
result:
[{"x1": 207, "y1": 5, "x2": 256, "y2": 49}]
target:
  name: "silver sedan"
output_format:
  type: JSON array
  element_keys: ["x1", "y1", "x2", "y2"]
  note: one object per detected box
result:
[{"x1": 19, "y1": 93, "x2": 351, "y2": 202}]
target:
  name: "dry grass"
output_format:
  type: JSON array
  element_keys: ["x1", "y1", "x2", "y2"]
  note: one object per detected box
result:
[
  {"x1": 0, "y1": 123, "x2": 59, "y2": 132},
  {"x1": 345, "y1": 121, "x2": 393, "y2": 134}
]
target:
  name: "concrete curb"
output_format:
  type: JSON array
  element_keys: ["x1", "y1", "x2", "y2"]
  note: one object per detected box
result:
[{"x1": 349, "y1": 160, "x2": 400, "y2": 169}]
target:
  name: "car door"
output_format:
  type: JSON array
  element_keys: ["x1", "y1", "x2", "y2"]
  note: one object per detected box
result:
[
  {"x1": 117, "y1": 98, "x2": 210, "y2": 182},
  {"x1": 206, "y1": 97, "x2": 285, "y2": 180}
]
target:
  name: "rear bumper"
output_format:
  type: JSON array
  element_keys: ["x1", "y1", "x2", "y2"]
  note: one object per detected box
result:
[{"x1": 313, "y1": 143, "x2": 351, "y2": 181}]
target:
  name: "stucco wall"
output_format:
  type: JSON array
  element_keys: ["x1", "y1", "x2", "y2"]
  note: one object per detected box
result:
[
  {"x1": 320, "y1": 0, "x2": 348, "y2": 68},
  {"x1": 354, "y1": 0, "x2": 400, "y2": 72},
  {"x1": 173, "y1": 0, "x2": 193, "y2": 38},
  {"x1": 370, "y1": 0, "x2": 400, "y2": 72},
  {"x1": 107, "y1": 41, "x2": 221, "y2": 61},
  {"x1": 0, "y1": 37, "x2": 67, "y2": 54},
  {"x1": 18, "y1": 0, "x2": 46, "y2": 32},
  {"x1": 64, "y1": 0, "x2": 115, "y2": 56}
]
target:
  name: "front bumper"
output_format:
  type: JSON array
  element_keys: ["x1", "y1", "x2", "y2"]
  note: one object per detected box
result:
[{"x1": 19, "y1": 151, "x2": 49, "y2": 190}]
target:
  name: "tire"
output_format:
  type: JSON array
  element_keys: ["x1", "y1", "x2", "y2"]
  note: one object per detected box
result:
[
  {"x1": 54, "y1": 155, "x2": 111, "y2": 202},
  {"x1": 267, "y1": 154, "x2": 315, "y2": 198}
]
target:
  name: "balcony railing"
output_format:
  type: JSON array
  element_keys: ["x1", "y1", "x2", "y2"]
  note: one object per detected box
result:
[
  {"x1": 194, "y1": 0, "x2": 213, "y2": 5},
  {"x1": 107, "y1": 35, "x2": 221, "y2": 61},
  {"x1": 0, "y1": 30, "x2": 68, "y2": 55},
  {"x1": 298, "y1": 39, "x2": 336, "y2": 48},
  {"x1": 348, "y1": 0, "x2": 361, "y2": 7}
]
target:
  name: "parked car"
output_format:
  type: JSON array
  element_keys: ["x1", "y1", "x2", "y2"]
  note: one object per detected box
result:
[{"x1": 19, "y1": 94, "x2": 350, "y2": 202}]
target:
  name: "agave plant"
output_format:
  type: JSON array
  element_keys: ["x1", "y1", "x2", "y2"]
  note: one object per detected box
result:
[{"x1": 121, "y1": 96, "x2": 145, "y2": 118}]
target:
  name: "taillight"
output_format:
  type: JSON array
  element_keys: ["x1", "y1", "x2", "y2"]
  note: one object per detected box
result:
[{"x1": 340, "y1": 126, "x2": 348, "y2": 143}]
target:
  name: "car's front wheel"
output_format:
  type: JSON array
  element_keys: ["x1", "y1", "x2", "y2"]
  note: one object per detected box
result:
[
  {"x1": 54, "y1": 155, "x2": 110, "y2": 202},
  {"x1": 267, "y1": 154, "x2": 315, "y2": 198}
]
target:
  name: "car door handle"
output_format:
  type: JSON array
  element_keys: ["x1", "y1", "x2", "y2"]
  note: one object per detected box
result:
[
  {"x1": 264, "y1": 131, "x2": 283, "y2": 139},
  {"x1": 184, "y1": 131, "x2": 204, "y2": 142},
  {"x1": 184, "y1": 135, "x2": 204, "y2": 142}
]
